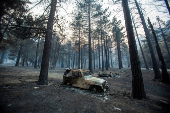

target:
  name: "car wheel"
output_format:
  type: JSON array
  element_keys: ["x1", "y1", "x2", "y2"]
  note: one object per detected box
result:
[{"x1": 89, "y1": 86, "x2": 97, "y2": 92}]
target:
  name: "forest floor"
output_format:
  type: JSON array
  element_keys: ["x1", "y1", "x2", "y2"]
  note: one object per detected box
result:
[{"x1": 0, "y1": 64, "x2": 170, "y2": 113}]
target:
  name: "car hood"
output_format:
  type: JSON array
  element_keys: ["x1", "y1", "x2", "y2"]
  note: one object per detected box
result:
[{"x1": 84, "y1": 75, "x2": 106, "y2": 84}]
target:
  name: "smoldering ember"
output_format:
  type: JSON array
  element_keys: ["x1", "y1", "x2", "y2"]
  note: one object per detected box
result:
[{"x1": 0, "y1": 0, "x2": 170, "y2": 113}]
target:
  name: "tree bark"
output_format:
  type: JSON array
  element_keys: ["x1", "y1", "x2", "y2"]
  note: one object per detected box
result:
[
  {"x1": 108, "y1": 48, "x2": 110, "y2": 68},
  {"x1": 38, "y1": 0, "x2": 57, "y2": 85},
  {"x1": 73, "y1": 52, "x2": 75, "y2": 68},
  {"x1": 115, "y1": 27, "x2": 123, "y2": 69},
  {"x1": 105, "y1": 36, "x2": 109, "y2": 70},
  {"x1": 78, "y1": 26, "x2": 81, "y2": 69},
  {"x1": 61, "y1": 54, "x2": 64, "y2": 68},
  {"x1": 34, "y1": 38, "x2": 40, "y2": 69},
  {"x1": 157, "y1": 16, "x2": 170, "y2": 58},
  {"x1": 0, "y1": 50, "x2": 5, "y2": 64},
  {"x1": 164, "y1": 0, "x2": 170, "y2": 15},
  {"x1": 52, "y1": 38, "x2": 61, "y2": 70},
  {"x1": 148, "y1": 18, "x2": 169, "y2": 83},
  {"x1": 132, "y1": 18, "x2": 149, "y2": 69},
  {"x1": 135, "y1": 0, "x2": 161, "y2": 79},
  {"x1": 22, "y1": 57, "x2": 25, "y2": 66},
  {"x1": 93, "y1": 39, "x2": 95, "y2": 69},
  {"x1": 15, "y1": 45, "x2": 23, "y2": 66},
  {"x1": 122, "y1": 0, "x2": 146, "y2": 99},
  {"x1": 88, "y1": 1, "x2": 93, "y2": 73},
  {"x1": 98, "y1": 36, "x2": 101, "y2": 69},
  {"x1": 81, "y1": 47, "x2": 83, "y2": 69},
  {"x1": 100, "y1": 18, "x2": 104, "y2": 71}
]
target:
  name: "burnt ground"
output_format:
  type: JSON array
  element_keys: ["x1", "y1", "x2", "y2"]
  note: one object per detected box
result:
[{"x1": 0, "y1": 64, "x2": 170, "y2": 113}]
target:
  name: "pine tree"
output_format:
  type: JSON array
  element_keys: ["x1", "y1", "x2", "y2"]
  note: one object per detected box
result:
[
  {"x1": 122, "y1": 0, "x2": 146, "y2": 99},
  {"x1": 38, "y1": 0, "x2": 57, "y2": 85}
]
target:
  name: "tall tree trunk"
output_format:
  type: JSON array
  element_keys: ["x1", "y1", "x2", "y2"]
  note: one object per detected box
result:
[
  {"x1": 122, "y1": 0, "x2": 146, "y2": 99},
  {"x1": 98, "y1": 36, "x2": 101, "y2": 69},
  {"x1": 81, "y1": 47, "x2": 83, "y2": 69},
  {"x1": 88, "y1": 2, "x2": 93, "y2": 73},
  {"x1": 157, "y1": 16, "x2": 170, "y2": 58},
  {"x1": 73, "y1": 52, "x2": 75, "y2": 68},
  {"x1": 112, "y1": 55, "x2": 114, "y2": 68},
  {"x1": 0, "y1": 50, "x2": 5, "y2": 64},
  {"x1": 115, "y1": 27, "x2": 123, "y2": 69},
  {"x1": 15, "y1": 45, "x2": 23, "y2": 66},
  {"x1": 52, "y1": 40, "x2": 60, "y2": 70},
  {"x1": 105, "y1": 36, "x2": 108, "y2": 70},
  {"x1": 61, "y1": 53, "x2": 64, "y2": 68},
  {"x1": 132, "y1": 18, "x2": 149, "y2": 69},
  {"x1": 0, "y1": 18, "x2": 11, "y2": 43},
  {"x1": 34, "y1": 38, "x2": 40, "y2": 69},
  {"x1": 38, "y1": 0, "x2": 57, "y2": 85},
  {"x1": 22, "y1": 57, "x2": 25, "y2": 66},
  {"x1": 76, "y1": 51, "x2": 78, "y2": 68},
  {"x1": 78, "y1": 26, "x2": 81, "y2": 69},
  {"x1": 108, "y1": 48, "x2": 110, "y2": 68},
  {"x1": 135, "y1": 0, "x2": 161, "y2": 79},
  {"x1": 93, "y1": 39, "x2": 95, "y2": 69},
  {"x1": 164, "y1": 0, "x2": 170, "y2": 14},
  {"x1": 100, "y1": 18, "x2": 104, "y2": 71},
  {"x1": 52, "y1": 56, "x2": 58, "y2": 69},
  {"x1": 38, "y1": 57, "x2": 40, "y2": 68},
  {"x1": 0, "y1": 18, "x2": 2, "y2": 43},
  {"x1": 148, "y1": 18, "x2": 169, "y2": 83},
  {"x1": 26, "y1": 55, "x2": 28, "y2": 66}
]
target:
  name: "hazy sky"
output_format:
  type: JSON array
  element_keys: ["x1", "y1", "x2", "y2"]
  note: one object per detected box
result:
[{"x1": 28, "y1": 0, "x2": 170, "y2": 40}]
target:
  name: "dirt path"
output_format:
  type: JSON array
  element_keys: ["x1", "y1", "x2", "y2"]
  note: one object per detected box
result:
[{"x1": 0, "y1": 65, "x2": 170, "y2": 113}]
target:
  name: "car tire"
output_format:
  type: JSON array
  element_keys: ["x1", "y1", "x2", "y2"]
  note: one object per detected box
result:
[{"x1": 89, "y1": 86, "x2": 98, "y2": 92}]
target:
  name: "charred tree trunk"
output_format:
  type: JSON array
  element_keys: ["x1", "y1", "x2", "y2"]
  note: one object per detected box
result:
[
  {"x1": 61, "y1": 54, "x2": 64, "y2": 68},
  {"x1": 81, "y1": 47, "x2": 83, "y2": 69},
  {"x1": 122, "y1": 0, "x2": 146, "y2": 99},
  {"x1": 115, "y1": 27, "x2": 123, "y2": 69},
  {"x1": 0, "y1": 50, "x2": 5, "y2": 64},
  {"x1": 100, "y1": 17, "x2": 104, "y2": 71},
  {"x1": 105, "y1": 36, "x2": 108, "y2": 70},
  {"x1": 73, "y1": 52, "x2": 75, "y2": 68},
  {"x1": 76, "y1": 51, "x2": 78, "y2": 68},
  {"x1": 34, "y1": 38, "x2": 40, "y2": 69},
  {"x1": 15, "y1": 45, "x2": 23, "y2": 66},
  {"x1": 93, "y1": 39, "x2": 95, "y2": 69},
  {"x1": 88, "y1": 2, "x2": 93, "y2": 73},
  {"x1": 52, "y1": 40, "x2": 60, "y2": 70},
  {"x1": 101, "y1": 25, "x2": 104, "y2": 71},
  {"x1": 132, "y1": 18, "x2": 149, "y2": 69},
  {"x1": 22, "y1": 57, "x2": 25, "y2": 66},
  {"x1": 0, "y1": 18, "x2": 2, "y2": 43},
  {"x1": 98, "y1": 36, "x2": 101, "y2": 69},
  {"x1": 135, "y1": 0, "x2": 161, "y2": 79},
  {"x1": 148, "y1": 18, "x2": 169, "y2": 83},
  {"x1": 38, "y1": 58, "x2": 40, "y2": 68},
  {"x1": 78, "y1": 26, "x2": 81, "y2": 69},
  {"x1": 52, "y1": 55, "x2": 58, "y2": 69},
  {"x1": 38, "y1": 0, "x2": 57, "y2": 85},
  {"x1": 108, "y1": 48, "x2": 110, "y2": 68},
  {"x1": 157, "y1": 16, "x2": 170, "y2": 58},
  {"x1": 164, "y1": 0, "x2": 170, "y2": 15},
  {"x1": 26, "y1": 55, "x2": 28, "y2": 66},
  {"x1": 68, "y1": 52, "x2": 70, "y2": 69}
]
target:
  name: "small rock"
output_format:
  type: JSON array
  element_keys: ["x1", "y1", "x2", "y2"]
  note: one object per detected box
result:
[
  {"x1": 7, "y1": 104, "x2": 11, "y2": 107},
  {"x1": 33, "y1": 87, "x2": 39, "y2": 89}
]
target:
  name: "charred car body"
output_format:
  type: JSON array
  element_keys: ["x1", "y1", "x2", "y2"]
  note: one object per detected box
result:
[
  {"x1": 98, "y1": 72, "x2": 115, "y2": 77},
  {"x1": 63, "y1": 69, "x2": 109, "y2": 92}
]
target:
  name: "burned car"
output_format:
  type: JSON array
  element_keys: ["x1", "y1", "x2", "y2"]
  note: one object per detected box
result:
[
  {"x1": 63, "y1": 69, "x2": 109, "y2": 92},
  {"x1": 98, "y1": 72, "x2": 115, "y2": 77}
]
